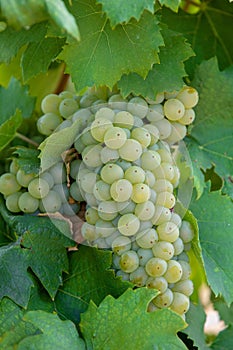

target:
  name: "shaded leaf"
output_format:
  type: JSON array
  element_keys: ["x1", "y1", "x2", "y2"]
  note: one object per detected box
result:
[
  {"x1": 12, "y1": 146, "x2": 40, "y2": 175},
  {"x1": 212, "y1": 296, "x2": 233, "y2": 326},
  {"x1": 0, "y1": 110, "x2": 22, "y2": 152},
  {"x1": 159, "y1": 0, "x2": 181, "y2": 12},
  {"x1": 80, "y1": 288, "x2": 187, "y2": 350},
  {"x1": 211, "y1": 325, "x2": 233, "y2": 350},
  {"x1": 55, "y1": 245, "x2": 132, "y2": 324}
]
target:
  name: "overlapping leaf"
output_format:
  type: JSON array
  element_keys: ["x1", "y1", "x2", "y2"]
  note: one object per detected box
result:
[
  {"x1": 159, "y1": 0, "x2": 181, "y2": 12},
  {"x1": 60, "y1": 0, "x2": 163, "y2": 91}
]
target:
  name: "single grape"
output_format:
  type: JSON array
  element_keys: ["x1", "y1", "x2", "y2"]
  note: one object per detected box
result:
[
  {"x1": 131, "y1": 127, "x2": 151, "y2": 148},
  {"x1": 82, "y1": 144, "x2": 103, "y2": 168},
  {"x1": 176, "y1": 86, "x2": 199, "y2": 108},
  {"x1": 93, "y1": 180, "x2": 111, "y2": 201},
  {"x1": 144, "y1": 170, "x2": 156, "y2": 188},
  {"x1": 151, "y1": 205, "x2": 171, "y2": 225},
  {"x1": 146, "y1": 276, "x2": 168, "y2": 293},
  {"x1": 70, "y1": 159, "x2": 82, "y2": 180},
  {"x1": 90, "y1": 118, "x2": 113, "y2": 142},
  {"x1": 95, "y1": 219, "x2": 116, "y2": 238},
  {"x1": 80, "y1": 172, "x2": 99, "y2": 194},
  {"x1": 41, "y1": 93, "x2": 61, "y2": 114},
  {"x1": 173, "y1": 238, "x2": 184, "y2": 256},
  {"x1": 127, "y1": 97, "x2": 148, "y2": 119},
  {"x1": 95, "y1": 107, "x2": 115, "y2": 122},
  {"x1": 112, "y1": 235, "x2": 131, "y2": 255},
  {"x1": 18, "y1": 192, "x2": 39, "y2": 213},
  {"x1": 118, "y1": 213, "x2": 140, "y2": 236},
  {"x1": 152, "y1": 241, "x2": 175, "y2": 261},
  {"x1": 141, "y1": 150, "x2": 161, "y2": 171},
  {"x1": 179, "y1": 220, "x2": 194, "y2": 243},
  {"x1": 40, "y1": 172, "x2": 54, "y2": 189},
  {"x1": 134, "y1": 201, "x2": 155, "y2": 221},
  {"x1": 164, "y1": 98, "x2": 185, "y2": 121},
  {"x1": 81, "y1": 222, "x2": 99, "y2": 241},
  {"x1": 153, "y1": 119, "x2": 172, "y2": 140},
  {"x1": 52, "y1": 183, "x2": 69, "y2": 203},
  {"x1": 110, "y1": 179, "x2": 133, "y2": 202},
  {"x1": 70, "y1": 182, "x2": 84, "y2": 202},
  {"x1": 104, "y1": 126, "x2": 127, "y2": 149},
  {"x1": 129, "y1": 266, "x2": 148, "y2": 287},
  {"x1": 117, "y1": 200, "x2": 136, "y2": 215},
  {"x1": 105, "y1": 230, "x2": 121, "y2": 247},
  {"x1": 98, "y1": 200, "x2": 118, "y2": 221},
  {"x1": 16, "y1": 169, "x2": 35, "y2": 187},
  {"x1": 80, "y1": 128, "x2": 98, "y2": 146},
  {"x1": 124, "y1": 166, "x2": 145, "y2": 184},
  {"x1": 116, "y1": 159, "x2": 132, "y2": 171},
  {"x1": 6, "y1": 192, "x2": 22, "y2": 213},
  {"x1": 157, "y1": 222, "x2": 179, "y2": 242},
  {"x1": 0, "y1": 173, "x2": 21, "y2": 196},
  {"x1": 59, "y1": 98, "x2": 79, "y2": 119},
  {"x1": 39, "y1": 190, "x2": 62, "y2": 213},
  {"x1": 85, "y1": 207, "x2": 99, "y2": 225},
  {"x1": 100, "y1": 146, "x2": 119, "y2": 164},
  {"x1": 146, "y1": 104, "x2": 164, "y2": 122},
  {"x1": 100, "y1": 163, "x2": 124, "y2": 184},
  {"x1": 143, "y1": 124, "x2": 160, "y2": 145},
  {"x1": 113, "y1": 111, "x2": 134, "y2": 129},
  {"x1": 9, "y1": 159, "x2": 19, "y2": 174},
  {"x1": 172, "y1": 279, "x2": 194, "y2": 296},
  {"x1": 72, "y1": 108, "x2": 92, "y2": 123},
  {"x1": 59, "y1": 91, "x2": 74, "y2": 100},
  {"x1": 119, "y1": 139, "x2": 142, "y2": 162},
  {"x1": 178, "y1": 108, "x2": 195, "y2": 125},
  {"x1": 153, "y1": 179, "x2": 173, "y2": 193},
  {"x1": 155, "y1": 191, "x2": 176, "y2": 209},
  {"x1": 108, "y1": 94, "x2": 128, "y2": 111},
  {"x1": 116, "y1": 270, "x2": 130, "y2": 281},
  {"x1": 84, "y1": 193, "x2": 98, "y2": 207},
  {"x1": 178, "y1": 260, "x2": 191, "y2": 280},
  {"x1": 153, "y1": 288, "x2": 173, "y2": 308},
  {"x1": 28, "y1": 178, "x2": 50, "y2": 199},
  {"x1": 170, "y1": 213, "x2": 182, "y2": 228},
  {"x1": 135, "y1": 228, "x2": 158, "y2": 249},
  {"x1": 170, "y1": 166, "x2": 180, "y2": 188},
  {"x1": 170, "y1": 292, "x2": 190, "y2": 314},
  {"x1": 49, "y1": 162, "x2": 66, "y2": 184},
  {"x1": 157, "y1": 147, "x2": 173, "y2": 163},
  {"x1": 131, "y1": 183, "x2": 151, "y2": 204},
  {"x1": 137, "y1": 248, "x2": 154, "y2": 266},
  {"x1": 74, "y1": 138, "x2": 85, "y2": 154},
  {"x1": 165, "y1": 122, "x2": 187, "y2": 144},
  {"x1": 37, "y1": 113, "x2": 63, "y2": 136},
  {"x1": 79, "y1": 93, "x2": 98, "y2": 108},
  {"x1": 163, "y1": 260, "x2": 183, "y2": 283},
  {"x1": 145, "y1": 257, "x2": 167, "y2": 277},
  {"x1": 119, "y1": 250, "x2": 139, "y2": 273}
]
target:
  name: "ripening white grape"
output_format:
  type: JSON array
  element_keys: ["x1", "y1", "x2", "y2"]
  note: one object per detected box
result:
[
  {"x1": 6, "y1": 192, "x2": 22, "y2": 213},
  {"x1": 85, "y1": 207, "x2": 99, "y2": 225},
  {"x1": 108, "y1": 94, "x2": 128, "y2": 110},
  {"x1": 93, "y1": 180, "x2": 111, "y2": 201},
  {"x1": 80, "y1": 172, "x2": 99, "y2": 194},
  {"x1": 100, "y1": 163, "x2": 124, "y2": 184},
  {"x1": 104, "y1": 126, "x2": 127, "y2": 150},
  {"x1": 170, "y1": 166, "x2": 180, "y2": 188},
  {"x1": 37, "y1": 113, "x2": 63, "y2": 136},
  {"x1": 146, "y1": 104, "x2": 164, "y2": 122},
  {"x1": 157, "y1": 147, "x2": 173, "y2": 163},
  {"x1": 173, "y1": 237, "x2": 184, "y2": 256},
  {"x1": 116, "y1": 270, "x2": 130, "y2": 281},
  {"x1": 110, "y1": 179, "x2": 133, "y2": 202},
  {"x1": 131, "y1": 127, "x2": 151, "y2": 148},
  {"x1": 176, "y1": 86, "x2": 199, "y2": 109},
  {"x1": 146, "y1": 276, "x2": 168, "y2": 293},
  {"x1": 129, "y1": 266, "x2": 148, "y2": 286},
  {"x1": 179, "y1": 220, "x2": 194, "y2": 243},
  {"x1": 163, "y1": 260, "x2": 183, "y2": 283},
  {"x1": 59, "y1": 98, "x2": 79, "y2": 119},
  {"x1": 61, "y1": 202, "x2": 80, "y2": 216},
  {"x1": 153, "y1": 119, "x2": 172, "y2": 140},
  {"x1": 98, "y1": 201, "x2": 118, "y2": 221},
  {"x1": 164, "y1": 98, "x2": 185, "y2": 121},
  {"x1": 172, "y1": 279, "x2": 194, "y2": 296},
  {"x1": 170, "y1": 213, "x2": 182, "y2": 228},
  {"x1": 153, "y1": 163, "x2": 175, "y2": 181},
  {"x1": 28, "y1": 178, "x2": 50, "y2": 199},
  {"x1": 16, "y1": 169, "x2": 35, "y2": 187},
  {"x1": 131, "y1": 183, "x2": 151, "y2": 204},
  {"x1": 79, "y1": 93, "x2": 98, "y2": 108},
  {"x1": 127, "y1": 97, "x2": 148, "y2": 119},
  {"x1": 119, "y1": 139, "x2": 142, "y2": 162},
  {"x1": 72, "y1": 108, "x2": 92, "y2": 123},
  {"x1": 144, "y1": 170, "x2": 156, "y2": 187},
  {"x1": 178, "y1": 108, "x2": 195, "y2": 125},
  {"x1": 153, "y1": 288, "x2": 173, "y2": 308},
  {"x1": 134, "y1": 201, "x2": 155, "y2": 221},
  {"x1": 118, "y1": 213, "x2": 140, "y2": 236},
  {"x1": 165, "y1": 122, "x2": 187, "y2": 144},
  {"x1": 112, "y1": 235, "x2": 131, "y2": 255},
  {"x1": 117, "y1": 201, "x2": 136, "y2": 215},
  {"x1": 49, "y1": 162, "x2": 66, "y2": 184},
  {"x1": 70, "y1": 182, "x2": 84, "y2": 202},
  {"x1": 18, "y1": 192, "x2": 39, "y2": 213},
  {"x1": 95, "y1": 219, "x2": 116, "y2": 238},
  {"x1": 9, "y1": 159, "x2": 19, "y2": 174},
  {"x1": 124, "y1": 166, "x2": 145, "y2": 184},
  {"x1": 145, "y1": 257, "x2": 167, "y2": 277},
  {"x1": 59, "y1": 91, "x2": 74, "y2": 100},
  {"x1": 153, "y1": 179, "x2": 173, "y2": 193},
  {"x1": 114, "y1": 111, "x2": 134, "y2": 129},
  {"x1": 82, "y1": 144, "x2": 103, "y2": 168},
  {"x1": 135, "y1": 228, "x2": 158, "y2": 249},
  {"x1": 41, "y1": 93, "x2": 61, "y2": 114},
  {"x1": 52, "y1": 183, "x2": 69, "y2": 203},
  {"x1": 151, "y1": 205, "x2": 171, "y2": 225},
  {"x1": 141, "y1": 150, "x2": 161, "y2": 171},
  {"x1": 80, "y1": 128, "x2": 98, "y2": 146},
  {"x1": 157, "y1": 221, "x2": 179, "y2": 242},
  {"x1": 105, "y1": 230, "x2": 121, "y2": 247},
  {"x1": 119, "y1": 250, "x2": 139, "y2": 273},
  {"x1": 95, "y1": 107, "x2": 115, "y2": 122},
  {"x1": 81, "y1": 222, "x2": 99, "y2": 241},
  {"x1": 152, "y1": 241, "x2": 175, "y2": 261},
  {"x1": 39, "y1": 190, "x2": 62, "y2": 213},
  {"x1": 40, "y1": 172, "x2": 54, "y2": 189},
  {"x1": 90, "y1": 118, "x2": 112, "y2": 142},
  {"x1": 170, "y1": 292, "x2": 190, "y2": 314},
  {"x1": 137, "y1": 248, "x2": 154, "y2": 266},
  {"x1": 143, "y1": 124, "x2": 160, "y2": 145},
  {"x1": 133, "y1": 116, "x2": 144, "y2": 128},
  {"x1": 149, "y1": 189, "x2": 157, "y2": 203},
  {"x1": 156, "y1": 191, "x2": 176, "y2": 209},
  {"x1": 116, "y1": 159, "x2": 131, "y2": 171},
  {"x1": 0, "y1": 173, "x2": 21, "y2": 196},
  {"x1": 178, "y1": 260, "x2": 192, "y2": 280}
]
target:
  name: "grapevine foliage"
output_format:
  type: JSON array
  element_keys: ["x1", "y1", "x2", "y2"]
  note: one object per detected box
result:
[{"x1": 0, "y1": 1, "x2": 233, "y2": 349}]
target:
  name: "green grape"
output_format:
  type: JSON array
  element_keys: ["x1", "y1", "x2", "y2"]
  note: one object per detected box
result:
[
  {"x1": 173, "y1": 238, "x2": 184, "y2": 256},
  {"x1": 127, "y1": 97, "x2": 148, "y2": 119},
  {"x1": 131, "y1": 127, "x2": 151, "y2": 148},
  {"x1": 164, "y1": 98, "x2": 185, "y2": 121},
  {"x1": 133, "y1": 116, "x2": 144, "y2": 128},
  {"x1": 59, "y1": 98, "x2": 79, "y2": 119},
  {"x1": 95, "y1": 219, "x2": 116, "y2": 238},
  {"x1": 164, "y1": 90, "x2": 178, "y2": 99},
  {"x1": 141, "y1": 150, "x2": 161, "y2": 171},
  {"x1": 108, "y1": 94, "x2": 128, "y2": 110},
  {"x1": 100, "y1": 163, "x2": 124, "y2": 184},
  {"x1": 131, "y1": 183, "x2": 151, "y2": 204},
  {"x1": 79, "y1": 93, "x2": 98, "y2": 108},
  {"x1": 105, "y1": 230, "x2": 121, "y2": 247},
  {"x1": 116, "y1": 270, "x2": 130, "y2": 281},
  {"x1": 28, "y1": 178, "x2": 50, "y2": 199},
  {"x1": 143, "y1": 124, "x2": 160, "y2": 145},
  {"x1": 85, "y1": 207, "x2": 99, "y2": 224},
  {"x1": 147, "y1": 302, "x2": 159, "y2": 313},
  {"x1": 9, "y1": 159, "x2": 19, "y2": 174},
  {"x1": 157, "y1": 147, "x2": 173, "y2": 163},
  {"x1": 170, "y1": 166, "x2": 180, "y2": 188},
  {"x1": 72, "y1": 108, "x2": 92, "y2": 123},
  {"x1": 178, "y1": 260, "x2": 191, "y2": 280},
  {"x1": 170, "y1": 213, "x2": 182, "y2": 228},
  {"x1": 179, "y1": 220, "x2": 194, "y2": 243},
  {"x1": 116, "y1": 159, "x2": 132, "y2": 171},
  {"x1": 112, "y1": 235, "x2": 131, "y2": 255},
  {"x1": 104, "y1": 126, "x2": 127, "y2": 149},
  {"x1": 80, "y1": 128, "x2": 98, "y2": 146},
  {"x1": 152, "y1": 241, "x2": 175, "y2": 261},
  {"x1": 145, "y1": 257, "x2": 167, "y2": 277},
  {"x1": 49, "y1": 162, "x2": 66, "y2": 184},
  {"x1": 59, "y1": 91, "x2": 74, "y2": 100},
  {"x1": 95, "y1": 107, "x2": 115, "y2": 122},
  {"x1": 55, "y1": 119, "x2": 72, "y2": 132},
  {"x1": 114, "y1": 111, "x2": 134, "y2": 129},
  {"x1": 170, "y1": 292, "x2": 190, "y2": 314},
  {"x1": 144, "y1": 170, "x2": 155, "y2": 187},
  {"x1": 153, "y1": 288, "x2": 173, "y2": 308},
  {"x1": 153, "y1": 119, "x2": 172, "y2": 139},
  {"x1": 124, "y1": 166, "x2": 145, "y2": 184},
  {"x1": 82, "y1": 144, "x2": 103, "y2": 168},
  {"x1": 16, "y1": 169, "x2": 36, "y2": 187},
  {"x1": 6, "y1": 192, "x2": 22, "y2": 213},
  {"x1": 41, "y1": 93, "x2": 61, "y2": 114},
  {"x1": 81, "y1": 222, "x2": 99, "y2": 241},
  {"x1": 177, "y1": 252, "x2": 189, "y2": 262},
  {"x1": 18, "y1": 192, "x2": 39, "y2": 213},
  {"x1": 100, "y1": 147, "x2": 119, "y2": 164},
  {"x1": 93, "y1": 180, "x2": 111, "y2": 201},
  {"x1": 176, "y1": 86, "x2": 199, "y2": 109},
  {"x1": 135, "y1": 228, "x2": 158, "y2": 249},
  {"x1": 153, "y1": 163, "x2": 175, "y2": 181},
  {"x1": 60, "y1": 202, "x2": 80, "y2": 216},
  {"x1": 119, "y1": 139, "x2": 142, "y2": 162},
  {"x1": 178, "y1": 108, "x2": 195, "y2": 125},
  {"x1": 70, "y1": 159, "x2": 82, "y2": 180},
  {"x1": 85, "y1": 192, "x2": 99, "y2": 207},
  {"x1": 149, "y1": 189, "x2": 157, "y2": 203},
  {"x1": 110, "y1": 179, "x2": 133, "y2": 202},
  {"x1": 155, "y1": 191, "x2": 176, "y2": 209},
  {"x1": 139, "y1": 220, "x2": 153, "y2": 231},
  {"x1": 118, "y1": 213, "x2": 140, "y2": 236},
  {"x1": 146, "y1": 276, "x2": 168, "y2": 293},
  {"x1": 69, "y1": 182, "x2": 84, "y2": 202},
  {"x1": 165, "y1": 122, "x2": 187, "y2": 144},
  {"x1": 117, "y1": 200, "x2": 136, "y2": 215},
  {"x1": 0, "y1": 173, "x2": 21, "y2": 196},
  {"x1": 153, "y1": 179, "x2": 173, "y2": 193},
  {"x1": 172, "y1": 279, "x2": 194, "y2": 296},
  {"x1": 37, "y1": 113, "x2": 63, "y2": 136},
  {"x1": 80, "y1": 172, "x2": 99, "y2": 194},
  {"x1": 163, "y1": 260, "x2": 183, "y2": 283},
  {"x1": 40, "y1": 172, "x2": 54, "y2": 189},
  {"x1": 151, "y1": 205, "x2": 171, "y2": 225},
  {"x1": 39, "y1": 190, "x2": 62, "y2": 213},
  {"x1": 52, "y1": 183, "x2": 69, "y2": 203},
  {"x1": 98, "y1": 200, "x2": 118, "y2": 221},
  {"x1": 90, "y1": 118, "x2": 113, "y2": 142},
  {"x1": 137, "y1": 248, "x2": 154, "y2": 266},
  {"x1": 134, "y1": 201, "x2": 155, "y2": 221},
  {"x1": 129, "y1": 266, "x2": 148, "y2": 287},
  {"x1": 157, "y1": 222, "x2": 179, "y2": 242},
  {"x1": 146, "y1": 104, "x2": 164, "y2": 122},
  {"x1": 74, "y1": 138, "x2": 85, "y2": 154},
  {"x1": 119, "y1": 250, "x2": 139, "y2": 273}
]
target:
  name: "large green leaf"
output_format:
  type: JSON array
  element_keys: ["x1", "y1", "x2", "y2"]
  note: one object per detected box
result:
[
  {"x1": 187, "y1": 57, "x2": 233, "y2": 199},
  {"x1": 0, "y1": 109, "x2": 22, "y2": 152},
  {"x1": 60, "y1": 0, "x2": 163, "y2": 91},
  {"x1": 12, "y1": 147, "x2": 40, "y2": 175},
  {"x1": 55, "y1": 245, "x2": 132, "y2": 324},
  {"x1": 210, "y1": 325, "x2": 233, "y2": 349},
  {"x1": 159, "y1": 0, "x2": 181, "y2": 12},
  {"x1": 80, "y1": 288, "x2": 187, "y2": 350},
  {"x1": 190, "y1": 187, "x2": 233, "y2": 305},
  {"x1": 213, "y1": 296, "x2": 233, "y2": 326},
  {"x1": 118, "y1": 28, "x2": 194, "y2": 99},
  {"x1": 97, "y1": 0, "x2": 155, "y2": 27},
  {"x1": 162, "y1": 0, "x2": 233, "y2": 75}
]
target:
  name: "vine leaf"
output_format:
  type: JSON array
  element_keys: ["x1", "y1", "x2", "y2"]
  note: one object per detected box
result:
[
  {"x1": 190, "y1": 186, "x2": 233, "y2": 305},
  {"x1": 158, "y1": 0, "x2": 181, "y2": 12},
  {"x1": 97, "y1": 0, "x2": 155, "y2": 27},
  {"x1": 188, "y1": 57, "x2": 233, "y2": 199},
  {"x1": 60, "y1": 0, "x2": 163, "y2": 91},
  {"x1": 80, "y1": 288, "x2": 187, "y2": 350},
  {"x1": 12, "y1": 147, "x2": 41, "y2": 175},
  {"x1": 210, "y1": 325, "x2": 233, "y2": 350},
  {"x1": 0, "y1": 110, "x2": 22, "y2": 152},
  {"x1": 118, "y1": 28, "x2": 194, "y2": 99},
  {"x1": 162, "y1": 0, "x2": 233, "y2": 75},
  {"x1": 55, "y1": 245, "x2": 132, "y2": 324}
]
